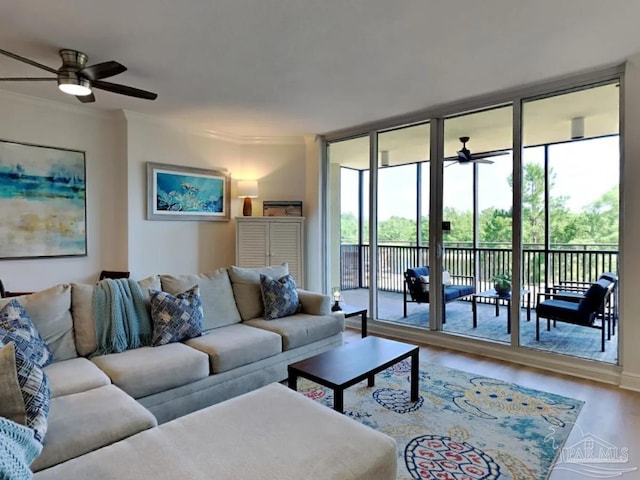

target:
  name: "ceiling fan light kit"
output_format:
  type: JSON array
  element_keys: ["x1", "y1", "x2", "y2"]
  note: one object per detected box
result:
[
  {"x1": 58, "y1": 75, "x2": 92, "y2": 96},
  {"x1": 0, "y1": 48, "x2": 157, "y2": 103}
]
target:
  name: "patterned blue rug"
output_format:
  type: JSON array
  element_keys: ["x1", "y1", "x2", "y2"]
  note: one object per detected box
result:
[{"x1": 299, "y1": 360, "x2": 583, "y2": 480}]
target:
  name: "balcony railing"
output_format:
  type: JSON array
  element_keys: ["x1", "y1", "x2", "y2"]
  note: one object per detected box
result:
[{"x1": 340, "y1": 243, "x2": 618, "y2": 307}]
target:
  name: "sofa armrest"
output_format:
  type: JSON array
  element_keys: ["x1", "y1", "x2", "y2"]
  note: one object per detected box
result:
[{"x1": 297, "y1": 289, "x2": 331, "y2": 315}]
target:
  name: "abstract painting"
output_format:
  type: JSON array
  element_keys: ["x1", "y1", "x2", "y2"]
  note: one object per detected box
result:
[
  {"x1": 0, "y1": 139, "x2": 86, "y2": 259},
  {"x1": 146, "y1": 162, "x2": 230, "y2": 221}
]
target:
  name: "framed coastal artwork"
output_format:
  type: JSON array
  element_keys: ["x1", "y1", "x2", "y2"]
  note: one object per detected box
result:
[
  {"x1": 0, "y1": 139, "x2": 87, "y2": 259},
  {"x1": 146, "y1": 162, "x2": 230, "y2": 221}
]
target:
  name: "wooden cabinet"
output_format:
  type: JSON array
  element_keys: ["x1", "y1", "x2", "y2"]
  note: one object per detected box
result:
[{"x1": 235, "y1": 217, "x2": 305, "y2": 288}]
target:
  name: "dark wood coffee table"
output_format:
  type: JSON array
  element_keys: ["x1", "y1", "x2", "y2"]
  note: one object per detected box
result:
[{"x1": 288, "y1": 336, "x2": 419, "y2": 413}]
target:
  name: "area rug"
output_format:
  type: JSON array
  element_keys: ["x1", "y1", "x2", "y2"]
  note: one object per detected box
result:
[{"x1": 298, "y1": 360, "x2": 583, "y2": 480}]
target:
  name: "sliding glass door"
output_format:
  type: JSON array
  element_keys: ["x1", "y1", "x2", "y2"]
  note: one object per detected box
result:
[
  {"x1": 441, "y1": 106, "x2": 514, "y2": 343},
  {"x1": 324, "y1": 69, "x2": 621, "y2": 367},
  {"x1": 519, "y1": 82, "x2": 620, "y2": 363}
]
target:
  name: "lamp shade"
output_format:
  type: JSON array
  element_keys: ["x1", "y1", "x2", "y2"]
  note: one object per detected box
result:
[{"x1": 237, "y1": 180, "x2": 259, "y2": 198}]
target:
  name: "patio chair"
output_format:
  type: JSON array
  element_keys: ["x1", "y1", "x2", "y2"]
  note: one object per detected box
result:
[
  {"x1": 403, "y1": 267, "x2": 475, "y2": 320},
  {"x1": 536, "y1": 277, "x2": 615, "y2": 352},
  {"x1": 548, "y1": 272, "x2": 618, "y2": 335}
]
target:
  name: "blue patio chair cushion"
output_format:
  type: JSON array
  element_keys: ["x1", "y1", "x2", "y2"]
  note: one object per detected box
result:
[
  {"x1": 406, "y1": 267, "x2": 430, "y2": 280},
  {"x1": 536, "y1": 299, "x2": 587, "y2": 325},
  {"x1": 577, "y1": 279, "x2": 610, "y2": 316},
  {"x1": 444, "y1": 285, "x2": 474, "y2": 301}
]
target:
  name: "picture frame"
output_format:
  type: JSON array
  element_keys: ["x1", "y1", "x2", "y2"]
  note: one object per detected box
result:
[
  {"x1": 0, "y1": 139, "x2": 87, "y2": 259},
  {"x1": 262, "y1": 200, "x2": 303, "y2": 217},
  {"x1": 147, "y1": 162, "x2": 230, "y2": 221}
]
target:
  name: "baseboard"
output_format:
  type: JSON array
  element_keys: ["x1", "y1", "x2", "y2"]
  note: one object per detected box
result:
[
  {"x1": 619, "y1": 371, "x2": 640, "y2": 391},
  {"x1": 345, "y1": 317, "x2": 622, "y2": 386}
]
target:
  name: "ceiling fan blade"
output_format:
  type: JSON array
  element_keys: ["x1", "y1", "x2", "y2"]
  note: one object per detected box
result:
[
  {"x1": 0, "y1": 48, "x2": 59, "y2": 74},
  {"x1": 92, "y1": 80, "x2": 157, "y2": 100},
  {"x1": 0, "y1": 77, "x2": 57, "y2": 81},
  {"x1": 80, "y1": 61, "x2": 126, "y2": 81},
  {"x1": 76, "y1": 93, "x2": 96, "y2": 103},
  {"x1": 470, "y1": 150, "x2": 510, "y2": 160},
  {"x1": 473, "y1": 158, "x2": 494, "y2": 164}
]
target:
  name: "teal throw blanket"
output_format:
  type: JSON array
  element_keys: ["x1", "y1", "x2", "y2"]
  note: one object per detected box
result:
[
  {"x1": 0, "y1": 417, "x2": 42, "y2": 480},
  {"x1": 92, "y1": 278, "x2": 152, "y2": 356}
]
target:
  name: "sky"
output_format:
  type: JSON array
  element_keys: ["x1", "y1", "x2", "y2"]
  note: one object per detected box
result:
[{"x1": 341, "y1": 136, "x2": 619, "y2": 220}]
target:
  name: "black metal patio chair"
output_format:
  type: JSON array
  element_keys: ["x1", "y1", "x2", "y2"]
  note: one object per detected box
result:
[
  {"x1": 403, "y1": 267, "x2": 475, "y2": 321},
  {"x1": 536, "y1": 277, "x2": 615, "y2": 352}
]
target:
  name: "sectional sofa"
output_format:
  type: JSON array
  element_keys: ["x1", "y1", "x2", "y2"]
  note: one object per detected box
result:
[{"x1": 0, "y1": 264, "x2": 399, "y2": 478}]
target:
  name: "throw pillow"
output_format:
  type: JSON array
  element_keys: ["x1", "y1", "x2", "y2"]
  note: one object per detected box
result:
[
  {"x1": 419, "y1": 275, "x2": 430, "y2": 293},
  {"x1": 0, "y1": 300, "x2": 53, "y2": 368},
  {"x1": 0, "y1": 343, "x2": 27, "y2": 426},
  {"x1": 8, "y1": 342, "x2": 51, "y2": 444},
  {"x1": 0, "y1": 284, "x2": 76, "y2": 362},
  {"x1": 228, "y1": 263, "x2": 289, "y2": 321},
  {"x1": 418, "y1": 272, "x2": 452, "y2": 292},
  {"x1": 149, "y1": 286, "x2": 203, "y2": 346},
  {"x1": 260, "y1": 274, "x2": 300, "y2": 320}
]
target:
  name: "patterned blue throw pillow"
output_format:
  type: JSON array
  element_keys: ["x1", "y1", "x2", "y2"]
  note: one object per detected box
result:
[
  {"x1": 6, "y1": 342, "x2": 51, "y2": 445},
  {"x1": 149, "y1": 286, "x2": 203, "y2": 346},
  {"x1": 0, "y1": 300, "x2": 53, "y2": 368},
  {"x1": 260, "y1": 274, "x2": 300, "y2": 320}
]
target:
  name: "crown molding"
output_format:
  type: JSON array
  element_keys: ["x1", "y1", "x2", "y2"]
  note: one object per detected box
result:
[
  {"x1": 0, "y1": 88, "x2": 112, "y2": 120},
  {"x1": 122, "y1": 110, "x2": 305, "y2": 145}
]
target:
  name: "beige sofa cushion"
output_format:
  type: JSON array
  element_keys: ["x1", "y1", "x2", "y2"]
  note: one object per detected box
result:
[
  {"x1": 72, "y1": 276, "x2": 162, "y2": 356},
  {"x1": 44, "y1": 357, "x2": 110, "y2": 398},
  {"x1": 185, "y1": 324, "x2": 281, "y2": 373},
  {"x1": 91, "y1": 344, "x2": 209, "y2": 399},
  {"x1": 228, "y1": 263, "x2": 289, "y2": 321},
  {"x1": 160, "y1": 269, "x2": 241, "y2": 330},
  {"x1": 33, "y1": 383, "x2": 397, "y2": 480},
  {"x1": 297, "y1": 289, "x2": 331, "y2": 315},
  {"x1": 0, "y1": 284, "x2": 76, "y2": 361},
  {"x1": 245, "y1": 313, "x2": 344, "y2": 350},
  {"x1": 32, "y1": 384, "x2": 157, "y2": 472}
]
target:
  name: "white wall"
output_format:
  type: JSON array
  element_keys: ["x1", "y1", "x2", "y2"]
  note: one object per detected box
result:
[
  {"x1": 620, "y1": 53, "x2": 640, "y2": 389},
  {"x1": 0, "y1": 91, "x2": 126, "y2": 290},
  {"x1": 123, "y1": 113, "x2": 309, "y2": 279},
  {"x1": 124, "y1": 113, "x2": 242, "y2": 278},
  {"x1": 0, "y1": 96, "x2": 311, "y2": 290}
]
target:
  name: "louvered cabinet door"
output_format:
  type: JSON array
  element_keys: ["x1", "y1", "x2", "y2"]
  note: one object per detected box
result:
[
  {"x1": 236, "y1": 221, "x2": 269, "y2": 267},
  {"x1": 269, "y1": 221, "x2": 304, "y2": 287},
  {"x1": 235, "y1": 217, "x2": 305, "y2": 288}
]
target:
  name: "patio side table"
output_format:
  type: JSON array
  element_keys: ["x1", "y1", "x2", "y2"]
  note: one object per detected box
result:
[{"x1": 471, "y1": 289, "x2": 531, "y2": 334}]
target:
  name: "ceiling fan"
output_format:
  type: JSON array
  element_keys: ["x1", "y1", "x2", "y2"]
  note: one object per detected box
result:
[
  {"x1": 0, "y1": 48, "x2": 157, "y2": 103},
  {"x1": 447, "y1": 136, "x2": 508, "y2": 166}
]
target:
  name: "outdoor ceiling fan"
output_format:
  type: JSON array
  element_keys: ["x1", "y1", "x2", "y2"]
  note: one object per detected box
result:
[
  {"x1": 0, "y1": 48, "x2": 157, "y2": 103},
  {"x1": 446, "y1": 136, "x2": 509, "y2": 167}
]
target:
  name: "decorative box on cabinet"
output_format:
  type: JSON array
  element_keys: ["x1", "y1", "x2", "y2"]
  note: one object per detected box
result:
[{"x1": 236, "y1": 217, "x2": 305, "y2": 288}]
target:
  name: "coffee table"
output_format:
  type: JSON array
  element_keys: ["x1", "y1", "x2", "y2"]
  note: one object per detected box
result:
[
  {"x1": 288, "y1": 336, "x2": 419, "y2": 413},
  {"x1": 472, "y1": 289, "x2": 531, "y2": 334}
]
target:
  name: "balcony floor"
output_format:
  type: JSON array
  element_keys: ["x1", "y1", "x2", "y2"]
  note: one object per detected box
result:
[{"x1": 341, "y1": 288, "x2": 618, "y2": 364}]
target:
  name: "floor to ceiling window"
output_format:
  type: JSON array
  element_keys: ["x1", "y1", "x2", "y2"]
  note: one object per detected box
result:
[
  {"x1": 441, "y1": 106, "x2": 514, "y2": 343},
  {"x1": 519, "y1": 82, "x2": 620, "y2": 363},
  {"x1": 324, "y1": 69, "x2": 621, "y2": 367}
]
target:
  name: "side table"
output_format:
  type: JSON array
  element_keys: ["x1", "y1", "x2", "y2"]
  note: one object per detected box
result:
[{"x1": 339, "y1": 305, "x2": 368, "y2": 338}]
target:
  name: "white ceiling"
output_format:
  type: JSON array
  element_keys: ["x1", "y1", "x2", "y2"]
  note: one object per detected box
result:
[{"x1": 0, "y1": 0, "x2": 638, "y2": 137}]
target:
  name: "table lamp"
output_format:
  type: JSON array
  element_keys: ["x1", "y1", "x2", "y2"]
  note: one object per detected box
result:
[{"x1": 237, "y1": 180, "x2": 259, "y2": 216}]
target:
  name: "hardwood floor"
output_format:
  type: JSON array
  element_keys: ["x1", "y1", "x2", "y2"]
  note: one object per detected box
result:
[{"x1": 343, "y1": 329, "x2": 640, "y2": 479}]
